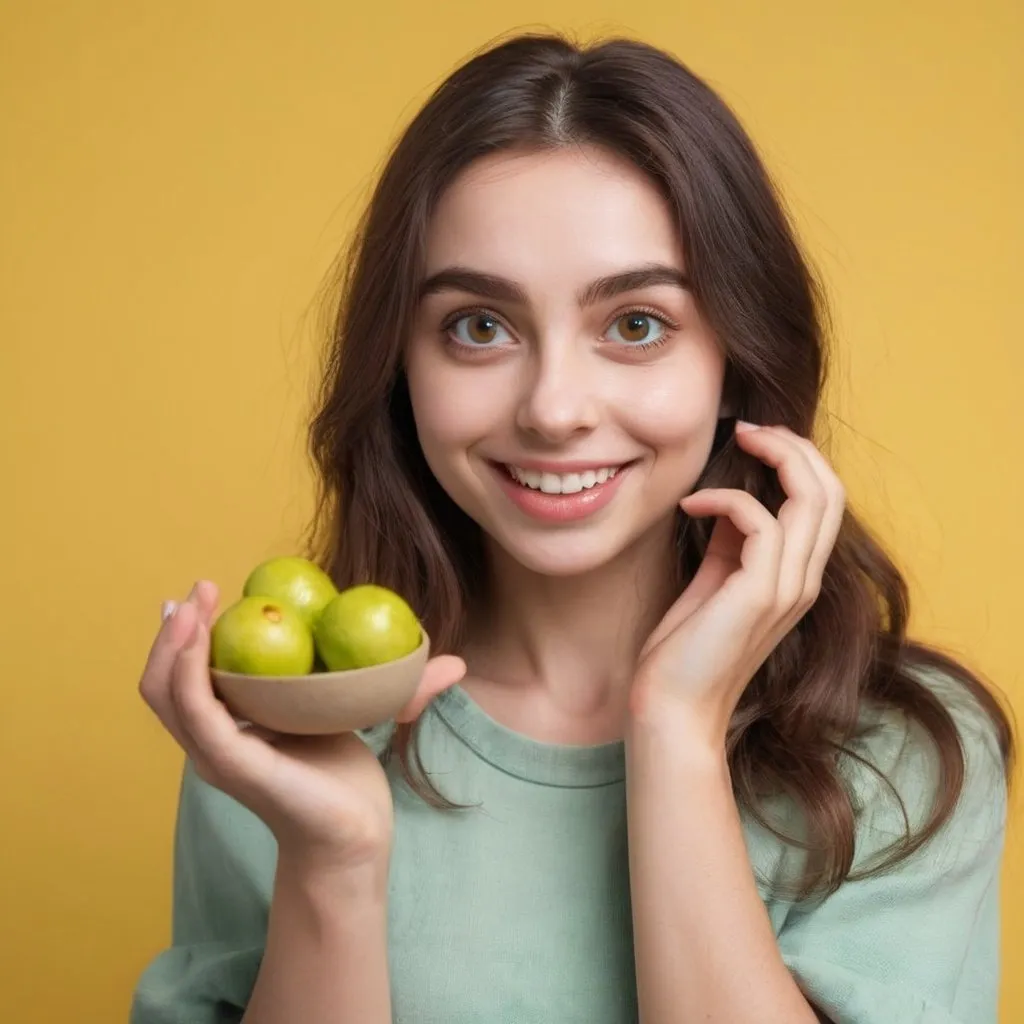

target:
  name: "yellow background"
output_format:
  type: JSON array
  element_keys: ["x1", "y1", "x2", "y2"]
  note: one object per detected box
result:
[{"x1": 2, "y1": 1, "x2": 1020, "y2": 1020}]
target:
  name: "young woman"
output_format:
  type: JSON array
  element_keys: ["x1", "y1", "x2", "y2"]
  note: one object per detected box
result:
[{"x1": 132, "y1": 33, "x2": 1013, "y2": 1024}]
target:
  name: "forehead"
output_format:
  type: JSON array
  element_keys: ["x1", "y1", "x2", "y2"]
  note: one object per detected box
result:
[{"x1": 424, "y1": 146, "x2": 685, "y2": 281}]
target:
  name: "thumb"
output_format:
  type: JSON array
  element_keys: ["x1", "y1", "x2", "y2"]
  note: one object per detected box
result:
[{"x1": 395, "y1": 655, "x2": 467, "y2": 723}]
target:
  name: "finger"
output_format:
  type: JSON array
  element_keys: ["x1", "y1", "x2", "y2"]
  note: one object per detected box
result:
[
  {"x1": 769, "y1": 426, "x2": 842, "y2": 493},
  {"x1": 395, "y1": 655, "x2": 468, "y2": 723},
  {"x1": 641, "y1": 551, "x2": 733, "y2": 657},
  {"x1": 183, "y1": 578, "x2": 244, "y2": 731},
  {"x1": 197, "y1": 580, "x2": 220, "y2": 627},
  {"x1": 734, "y1": 424, "x2": 827, "y2": 521},
  {"x1": 679, "y1": 488, "x2": 783, "y2": 618},
  {"x1": 169, "y1": 611, "x2": 268, "y2": 779},
  {"x1": 183, "y1": 579, "x2": 220, "y2": 628},
  {"x1": 733, "y1": 425, "x2": 828, "y2": 608},
  {"x1": 140, "y1": 599, "x2": 202, "y2": 752},
  {"x1": 771, "y1": 427, "x2": 847, "y2": 584}
]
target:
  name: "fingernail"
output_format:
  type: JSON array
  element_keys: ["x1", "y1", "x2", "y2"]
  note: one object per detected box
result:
[
  {"x1": 161, "y1": 600, "x2": 179, "y2": 622},
  {"x1": 735, "y1": 420, "x2": 760, "y2": 432}
]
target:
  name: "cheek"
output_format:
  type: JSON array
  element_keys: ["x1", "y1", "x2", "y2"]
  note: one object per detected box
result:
[
  {"x1": 636, "y1": 386, "x2": 715, "y2": 441},
  {"x1": 406, "y1": 353, "x2": 504, "y2": 458},
  {"x1": 621, "y1": 366, "x2": 723, "y2": 457}
]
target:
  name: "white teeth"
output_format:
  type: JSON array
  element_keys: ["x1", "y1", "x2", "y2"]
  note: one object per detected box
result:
[{"x1": 507, "y1": 464, "x2": 623, "y2": 494}]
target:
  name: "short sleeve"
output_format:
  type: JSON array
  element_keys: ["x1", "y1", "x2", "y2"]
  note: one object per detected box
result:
[
  {"x1": 130, "y1": 763, "x2": 277, "y2": 1024},
  {"x1": 776, "y1": 677, "x2": 1008, "y2": 1024}
]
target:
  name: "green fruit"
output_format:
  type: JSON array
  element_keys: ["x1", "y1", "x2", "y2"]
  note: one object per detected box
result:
[
  {"x1": 242, "y1": 556, "x2": 338, "y2": 630},
  {"x1": 211, "y1": 596, "x2": 315, "y2": 676},
  {"x1": 314, "y1": 585, "x2": 421, "y2": 671}
]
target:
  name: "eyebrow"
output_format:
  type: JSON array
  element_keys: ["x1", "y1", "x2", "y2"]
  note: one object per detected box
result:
[{"x1": 417, "y1": 263, "x2": 691, "y2": 307}]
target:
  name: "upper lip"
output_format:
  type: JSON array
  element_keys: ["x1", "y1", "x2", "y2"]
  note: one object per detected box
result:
[{"x1": 492, "y1": 458, "x2": 636, "y2": 473}]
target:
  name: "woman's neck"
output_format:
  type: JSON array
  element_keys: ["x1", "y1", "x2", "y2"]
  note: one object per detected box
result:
[{"x1": 460, "y1": 518, "x2": 680, "y2": 744}]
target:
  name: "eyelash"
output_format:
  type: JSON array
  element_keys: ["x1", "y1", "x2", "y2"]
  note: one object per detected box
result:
[{"x1": 440, "y1": 305, "x2": 680, "y2": 353}]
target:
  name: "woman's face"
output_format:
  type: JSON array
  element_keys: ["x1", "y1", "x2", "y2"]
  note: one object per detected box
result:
[{"x1": 405, "y1": 146, "x2": 727, "y2": 577}]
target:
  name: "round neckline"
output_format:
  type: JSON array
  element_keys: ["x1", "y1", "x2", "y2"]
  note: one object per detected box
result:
[{"x1": 430, "y1": 684, "x2": 626, "y2": 788}]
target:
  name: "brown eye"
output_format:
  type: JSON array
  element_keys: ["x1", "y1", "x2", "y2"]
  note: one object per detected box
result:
[
  {"x1": 448, "y1": 312, "x2": 509, "y2": 347},
  {"x1": 621, "y1": 315, "x2": 651, "y2": 342},
  {"x1": 607, "y1": 312, "x2": 668, "y2": 347},
  {"x1": 467, "y1": 315, "x2": 499, "y2": 344}
]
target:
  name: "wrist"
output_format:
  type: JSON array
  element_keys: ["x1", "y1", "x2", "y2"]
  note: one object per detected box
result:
[
  {"x1": 275, "y1": 843, "x2": 391, "y2": 905},
  {"x1": 627, "y1": 690, "x2": 729, "y2": 763}
]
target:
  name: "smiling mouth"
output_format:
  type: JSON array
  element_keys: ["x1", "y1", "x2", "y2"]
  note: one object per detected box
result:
[{"x1": 495, "y1": 461, "x2": 636, "y2": 495}]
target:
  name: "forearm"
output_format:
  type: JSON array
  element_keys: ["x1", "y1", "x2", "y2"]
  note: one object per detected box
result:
[
  {"x1": 243, "y1": 854, "x2": 392, "y2": 1024},
  {"x1": 626, "y1": 711, "x2": 818, "y2": 1024}
]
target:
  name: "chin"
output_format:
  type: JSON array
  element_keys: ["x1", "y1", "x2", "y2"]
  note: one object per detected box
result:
[
  {"x1": 486, "y1": 521, "x2": 659, "y2": 578},
  {"x1": 499, "y1": 542, "x2": 625, "y2": 578}
]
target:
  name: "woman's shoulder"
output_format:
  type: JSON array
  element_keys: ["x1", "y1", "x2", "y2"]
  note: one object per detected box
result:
[
  {"x1": 845, "y1": 663, "x2": 1008, "y2": 850},
  {"x1": 763, "y1": 666, "x2": 1009, "y2": 1020},
  {"x1": 745, "y1": 662, "x2": 1009, "y2": 890}
]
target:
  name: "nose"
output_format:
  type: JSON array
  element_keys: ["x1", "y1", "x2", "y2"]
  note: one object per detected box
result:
[{"x1": 514, "y1": 342, "x2": 600, "y2": 443}]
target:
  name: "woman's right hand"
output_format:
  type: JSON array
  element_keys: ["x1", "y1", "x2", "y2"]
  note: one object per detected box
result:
[{"x1": 139, "y1": 580, "x2": 466, "y2": 874}]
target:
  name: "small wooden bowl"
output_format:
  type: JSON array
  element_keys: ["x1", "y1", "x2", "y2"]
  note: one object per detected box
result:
[{"x1": 211, "y1": 632, "x2": 430, "y2": 735}]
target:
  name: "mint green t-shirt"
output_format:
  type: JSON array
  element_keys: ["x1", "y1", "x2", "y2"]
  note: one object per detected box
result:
[{"x1": 131, "y1": 673, "x2": 1006, "y2": 1024}]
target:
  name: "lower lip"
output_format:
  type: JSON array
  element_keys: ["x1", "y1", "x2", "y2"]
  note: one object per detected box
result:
[{"x1": 491, "y1": 463, "x2": 632, "y2": 523}]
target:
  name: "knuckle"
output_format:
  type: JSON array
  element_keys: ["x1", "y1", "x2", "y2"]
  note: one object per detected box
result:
[
  {"x1": 777, "y1": 582, "x2": 804, "y2": 613},
  {"x1": 138, "y1": 672, "x2": 166, "y2": 709},
  {"x1": 798, "y1": 477, "x2": 826, "y2": 510},
  {"x1": 766, "y1": 520, "x2": 786, "y2": 550}
]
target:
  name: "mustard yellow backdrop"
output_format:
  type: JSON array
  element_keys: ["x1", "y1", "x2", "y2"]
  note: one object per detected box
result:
[{"x1": 1, "y1": 1, "x2": 1020, "y2": 1020}]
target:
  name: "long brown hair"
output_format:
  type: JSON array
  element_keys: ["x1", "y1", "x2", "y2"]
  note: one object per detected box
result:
[{"x1": 304, "y1": 32, "x2": 1013, "y2": 897}]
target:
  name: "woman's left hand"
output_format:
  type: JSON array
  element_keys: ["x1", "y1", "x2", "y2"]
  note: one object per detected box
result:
[{"x1": 631, "y1": 421, "x2": 846, "y2": 746}]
